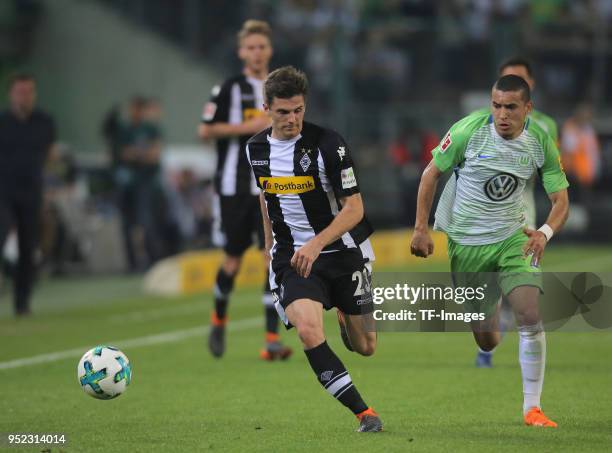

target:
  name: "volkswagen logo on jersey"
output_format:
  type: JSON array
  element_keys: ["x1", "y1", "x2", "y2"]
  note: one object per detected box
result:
[{"x1": 484, "y1": 173, "x2": 518, "y2": 201}]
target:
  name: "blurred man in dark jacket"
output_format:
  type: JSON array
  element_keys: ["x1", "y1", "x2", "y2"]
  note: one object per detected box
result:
[{"x1": 0, "y1": 74, "x2": 56, "y2": 316}]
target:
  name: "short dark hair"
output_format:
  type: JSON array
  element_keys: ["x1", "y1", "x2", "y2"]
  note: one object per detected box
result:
[
  {"x1": 8, "y1": 73, "x2": 35, "y2": 90},
  {"x1": 493, "y1": 75, "x2": 531, "y2": 102},
  {"x1": 499, "y1": 56, "x2": 533, "y2": 78},
  {"x1": 264, "y1": 66, "x2": 308, "y2": 105}
]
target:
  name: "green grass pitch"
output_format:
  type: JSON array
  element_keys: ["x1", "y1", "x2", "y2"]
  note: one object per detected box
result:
[{"x1": 1, "y1": 245, "x2": 611, "y2": 452}]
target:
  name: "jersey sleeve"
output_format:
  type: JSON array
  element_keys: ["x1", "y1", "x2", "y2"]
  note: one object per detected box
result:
[
  {"x1": 201, "y1": 81, "x2": 231, "y2": 124},
  {"x1": 320, "y1": 130, "x2": 361, "y2": 197},
  {"x1": 431, "y1": 117, "x2": 475, "y2": 172},
  {"x1": 539, "y1": 135, "x2": 569, "y2": 194}
]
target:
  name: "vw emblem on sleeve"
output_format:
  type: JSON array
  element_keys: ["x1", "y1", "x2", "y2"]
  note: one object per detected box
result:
[{"x1": 484, "y1": 173, "x2": 518, "y2": 201}]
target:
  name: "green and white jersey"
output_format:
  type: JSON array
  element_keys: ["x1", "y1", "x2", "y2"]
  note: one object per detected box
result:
[
  {"x1": 432, "y1": 110, "x2": 568, "y2": 245},
  {"x1": 471, "y1": 107, "x2": 558, "y2": 228}
]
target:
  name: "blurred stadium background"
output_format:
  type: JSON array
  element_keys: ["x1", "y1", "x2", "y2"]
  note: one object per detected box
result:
[
  {"x1": 1, "y1": 1, "x2": 611, "y2": 451},
  {"x1": 1, "y1": 0, "x2": 611, "y2": 279}
]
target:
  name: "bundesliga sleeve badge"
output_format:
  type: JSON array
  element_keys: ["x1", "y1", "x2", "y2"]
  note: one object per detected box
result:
[{"x1": 440, "y1": 132, "x2": 452, "y2": 153}]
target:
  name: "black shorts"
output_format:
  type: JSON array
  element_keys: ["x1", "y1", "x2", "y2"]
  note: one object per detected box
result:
[
  {"x1": 271, "y1": 247, "x2": 374, "y2": 327},
  {"x1": 213, "y1": 194, "x2": 264, "y2": 256}
]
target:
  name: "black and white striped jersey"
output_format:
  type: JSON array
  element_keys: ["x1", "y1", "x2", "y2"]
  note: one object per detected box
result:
[
  {"x1": 246, "y1": 121, "x2": 374, "y2": 256},
  {"x1": 201, "y1": 75, "x2": 264, "y2": 196}
]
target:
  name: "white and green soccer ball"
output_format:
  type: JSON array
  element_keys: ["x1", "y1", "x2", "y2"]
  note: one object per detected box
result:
[{"x1": 77, "y1": 345, "x2": 132, "y2": 399}]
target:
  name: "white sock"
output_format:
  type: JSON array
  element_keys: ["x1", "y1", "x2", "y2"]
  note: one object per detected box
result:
[
  {"x1": 478, "y1": 347, "x2": 494, "y2": 356},
  {"x1": 518, "y1": 322, "x2": 546, "y2": 414}
]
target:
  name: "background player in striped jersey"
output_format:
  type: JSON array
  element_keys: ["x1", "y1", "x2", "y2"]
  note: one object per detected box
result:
[
  {"x1": 246, "y1": 66, "x2": 382, "y2": 432},
  {"x1": 411, "y1": 75, "x2": 569, "y2": 427},
  {"x1": 472, "y1": 57, "x2": 559, "y2": 368},
  {"x1": 198, "y1": 20, "x2": 291, "y2": 360}
]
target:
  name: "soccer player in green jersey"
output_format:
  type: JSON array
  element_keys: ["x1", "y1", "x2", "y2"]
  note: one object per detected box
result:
[
  {"x1": 472, "y1": 57, "x2": 559, "y2": 368},
  {"x1": 474, "y1": 57, "x2": 558, "y2": 227},
  {"x1": 411, "y1": 75, "x2": 569, "y2": 427}
]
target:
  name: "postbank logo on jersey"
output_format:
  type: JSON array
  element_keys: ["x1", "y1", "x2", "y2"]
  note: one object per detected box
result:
[
  {"x1": 243, "y1": 108, "x2": 265, "y2": 121},
  {"x1": 259, "y1": 176, "x2": 315, "y2": 194}
]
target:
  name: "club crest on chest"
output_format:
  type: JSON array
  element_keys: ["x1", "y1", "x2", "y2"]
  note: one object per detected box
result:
[{"x1": 299, "y1": 148, "x2": 312, "y2": 172}]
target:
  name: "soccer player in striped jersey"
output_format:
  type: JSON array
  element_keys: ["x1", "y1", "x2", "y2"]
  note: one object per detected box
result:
[
  {"x1": 472, "y1": 57, "x2": 559, "y2": 368},
  {"x1": 198, "y1": 20, "x2": 291, "y2": 361},
  {"x1": 246, "y1": 66, "x2": 382, "y2": 432},
  {"x1": 411, "y1": 75, "x2": 569, "y2": 428}
]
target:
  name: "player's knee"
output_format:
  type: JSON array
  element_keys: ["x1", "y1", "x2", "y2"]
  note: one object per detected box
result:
[
  {"x1": 295, "y1": 321, "x2": 324, "y2": 348},
  {"x1": 515, "y1": 309, "x2": 540, "y2": 327},
  {"x1": 222, "y1": 256, "x2": 241, "y2": 275}
]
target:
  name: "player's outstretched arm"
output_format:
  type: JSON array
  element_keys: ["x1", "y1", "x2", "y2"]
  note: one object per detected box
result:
[
  {"x1": 291, "y1": 193, "x2": 364, "y2": 278},
  {"x1": 522, "y1": 188, "x2": 569, "y2": 266},
  {"x1": 411, "y1": 160, "x2": 442, "y2": 258},
  {"x1": 198, "y1": 116, "x2": 271, "y2": 141}
]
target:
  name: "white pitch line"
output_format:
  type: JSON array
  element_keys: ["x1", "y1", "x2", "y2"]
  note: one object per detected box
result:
[{"x1": 0, "y1": 316, "x2": 261, "y2": 371}]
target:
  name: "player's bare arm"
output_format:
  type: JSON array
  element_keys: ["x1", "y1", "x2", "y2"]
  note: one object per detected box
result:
[
  {"x1": 291, "y1": 193, "x2": 364, "y2": 278},
  {"x1": 259, "y1": 191, "x2": 273, "y2": 266},
  {"x1": 411, "y1": 160, "x2": 443, "y2": 258},
  {"x1": 522, "y1": 188, "x2": 569, "y2": 265},
  {"x1": 198, "y1": 115, "x2": 271, "y2": 141}
]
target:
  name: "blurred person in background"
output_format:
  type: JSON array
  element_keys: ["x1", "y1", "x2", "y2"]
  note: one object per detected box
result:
[
  {"x1": 143, "y1": 97, "x2": 163, "y2": 124},
  {"x1": 198, "y1": 20, "x2": 291, "y2": 361},
  {"x1": 102, "y1": 103, "x2": 123, "y2": 174},
  {"x1": 164, "y1": 169, "x2": 213, "y2": 252},
  {"x1": 561, "y1": 102, "x2": 601, "y2": 199},
  {"x1": 117, "y1": 96, "x2": 164, "y2": 271},
  {"x1": 40, "y1": 144, "x2": 81, "y2": 276},
  {"x1": 0, "y1": 74, "x2": 56, "y2": 317},
  {"x1": 471, "y1": 56, "x2": 559, "y2": 368}
]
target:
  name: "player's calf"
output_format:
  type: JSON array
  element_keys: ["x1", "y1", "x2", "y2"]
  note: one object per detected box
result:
[
  {"x1": 336, "y1": 310, "x2": 354, "y2": 352},
  {"x1": 287, "y1": 300, "x2": 381, "y2": 431},
  {"x1": 347, "y1": 331, "x2": 376, "y2": 357},
  {"x1": 471, "y1": 315, "x2": 502, "y2": 352},
  {"x1": 304, "y1": 340, "x2": 380, "y2": 431},
  {"x1": 344, "y1": 313, "x2": 377, "y2": 356},
  {"x1": 472, "y1": 333, "x2": 500, "y2": 352},
  {"x1": 212, "y1": 266, "x2": 236, "y2": 320}
]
